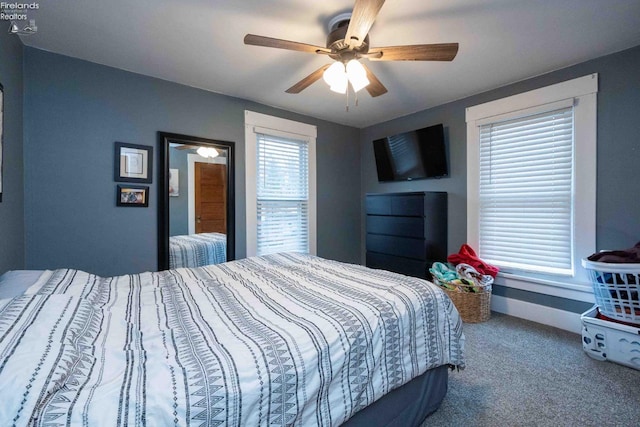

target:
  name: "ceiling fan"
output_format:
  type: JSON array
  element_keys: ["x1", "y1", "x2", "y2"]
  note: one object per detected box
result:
[{"x1": 244, "y1": 0, "x2": 459, "y2": 98}]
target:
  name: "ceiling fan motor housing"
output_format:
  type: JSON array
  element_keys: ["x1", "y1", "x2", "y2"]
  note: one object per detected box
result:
[{"x1": 327, "y1": 20, "x2": 370, "y2": 60}]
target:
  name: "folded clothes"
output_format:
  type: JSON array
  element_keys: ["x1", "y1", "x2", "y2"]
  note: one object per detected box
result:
[
  {"x1": 587, "y1": 241, "x2": 640, "y2": 263},
  {"x1": 429, "y1": 261, "x2": 493, "y2": 293},
  {"x1": 447, "y1": 244, "x2": 500, "y2": 278},
  {"x1": 429, "y1": 262, "x2": 459, "y2": 290}
]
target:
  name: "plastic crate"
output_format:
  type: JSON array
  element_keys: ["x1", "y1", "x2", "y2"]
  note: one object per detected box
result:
[
  {"x1": 581, "y1": 306, "x2": 640, "y2": 370},
  {"x1": 581, "y1": 259, "x2": 640, "y2": 324}
]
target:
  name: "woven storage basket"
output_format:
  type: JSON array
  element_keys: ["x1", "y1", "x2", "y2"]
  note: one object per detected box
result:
[{"x1": 433, "y1": 277, "x2": 491, "y2": 323}]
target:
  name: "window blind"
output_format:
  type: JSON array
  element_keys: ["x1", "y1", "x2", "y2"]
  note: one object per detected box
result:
[
  {"x1": 256, "y1": 133, "x2": 309, "y2": 255},
  {"x1": 478, "y1": 107, "x2": 574, "y2": 275}
]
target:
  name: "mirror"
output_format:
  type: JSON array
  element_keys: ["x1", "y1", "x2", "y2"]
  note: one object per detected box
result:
[{"x1": 158, "y1": 132, "x2": 235, "y2": 270}]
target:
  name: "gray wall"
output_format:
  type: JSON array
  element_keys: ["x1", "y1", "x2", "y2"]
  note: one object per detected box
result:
[
  {"x1": 24, "y1": 48, "x2": 361, "y2": 276},
  {"x1": 168, "y1": 147, "x2": 188, "y2": 236},
  {"x1": 0, "y1": 32, "x2": 25, "y2": 274},
  {"x1": 360, "y1": 45, "x2": 640, "y2": 312}
]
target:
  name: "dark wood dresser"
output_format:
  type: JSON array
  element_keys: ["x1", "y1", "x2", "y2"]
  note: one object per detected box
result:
[{"x1": 366, "y1": 192, "x2": 448, "y2": 279}]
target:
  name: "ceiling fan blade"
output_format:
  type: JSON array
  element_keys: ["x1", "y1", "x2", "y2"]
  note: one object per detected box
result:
[
  {"x1": 285, "y1": 64, "x2": 331, "y2": 94},
  {"x1": 244, "y1": 34, "x2": 330, "y2": 54},
  {"x1": 361, "y1": 64, "x2": 387, "y2": 97},
  {"x1": 345, "y1": 0, "x2": 385, "y2": 49},
  {"x1": 369, "y1": 43, "x2": 459, "y2": 61}
]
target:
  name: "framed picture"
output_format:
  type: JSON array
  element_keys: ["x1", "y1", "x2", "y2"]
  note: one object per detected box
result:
[
  {"x1": 117, "y1": 185, "x2": 149, "y2": 207},
  {"x1": 169, "y1": 168, "x2": 179, "y2": 197},
  {"x1": 115, "y1": 142, "x2": 153, "y2": 183},
  {"x1": 0, "y1": 82, "x2": 4, "y2": 203}
]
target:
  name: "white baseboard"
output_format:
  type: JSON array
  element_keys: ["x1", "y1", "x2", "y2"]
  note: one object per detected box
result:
[{"x1": 491, "y1": 295, "x2": 583, "y2": 334}]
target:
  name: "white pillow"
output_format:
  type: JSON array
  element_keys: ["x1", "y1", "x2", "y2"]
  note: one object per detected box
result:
[{"x1": 0, "y1": 270, "x2": 46, "y2": 299}]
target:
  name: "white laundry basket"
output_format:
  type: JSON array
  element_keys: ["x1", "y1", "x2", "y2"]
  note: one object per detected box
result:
[
  {"x1": 581, "y1": 306, "x2": 640, "y2": 370},
  {"x1": 581, "y1": 259, "x2": 640, "y2": 325}
]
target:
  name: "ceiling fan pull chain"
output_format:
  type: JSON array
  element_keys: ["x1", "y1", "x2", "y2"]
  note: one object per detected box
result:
[{"x1": 346, "y1": 86, "x2": 350, "y2": 112}]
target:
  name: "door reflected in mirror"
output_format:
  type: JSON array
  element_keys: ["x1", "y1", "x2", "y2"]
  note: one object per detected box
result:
[{"x1": 158, "y1": 133, "x2": 235, "y2": 270}]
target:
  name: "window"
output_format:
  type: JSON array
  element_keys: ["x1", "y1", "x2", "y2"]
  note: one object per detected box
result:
[
  {"x1": 256, "y1": 133, "x2": 309, "y2": 255},
  {"x1": 245, "y1": 111, "x2": 317, "y2": 257},
  {"x1": 466, "y1": 74, "x2": 597, "y2": 297},
  {"x1": 479, "y1": 105, "x2": 574, "y2": 275}
]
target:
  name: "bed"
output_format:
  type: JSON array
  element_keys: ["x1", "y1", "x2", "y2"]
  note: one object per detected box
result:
[
  {"x1": 169, "y1": 232, "x2": 227, "y2": 268},
  {"x1": 0, "y1": 253, "x2": 464, "y2": 426}
]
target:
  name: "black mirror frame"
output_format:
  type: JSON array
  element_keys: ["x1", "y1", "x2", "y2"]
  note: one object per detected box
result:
[{"x1": 157, "y1": 131, "x2": 235, "y2": 270}]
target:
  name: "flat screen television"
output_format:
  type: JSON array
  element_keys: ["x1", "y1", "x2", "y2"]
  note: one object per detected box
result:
[{"x1": 372, "y1": 123, "x2": 448, "y2": 182}]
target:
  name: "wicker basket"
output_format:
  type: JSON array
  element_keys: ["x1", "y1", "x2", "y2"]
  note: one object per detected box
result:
[{"x1": 432, "y1": 277, "x2": 492, "y2": 323}]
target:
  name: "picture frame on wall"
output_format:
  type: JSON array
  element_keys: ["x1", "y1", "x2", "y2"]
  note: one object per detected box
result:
[
  {"x1": 0, "y1": 82, "x2": 4, "y2": 203},
  {"x1": 115, "y1": 142, "x2": 153, "y2": 183},
  {"x1": 116, "y1": 184, "x2": 149, "y2": 207}
]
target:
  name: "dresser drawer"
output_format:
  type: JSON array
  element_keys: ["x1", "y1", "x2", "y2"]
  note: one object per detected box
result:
[
  {"x1": 366, "y1": 252, "x2": 428, "y2": 278},
  {"x1": 391, "y1": 195, "x2": 424, "y2": 216},
  {"x1": 366, "y1": 234, "x2": 426, "y2": 260},
  {"x1": 366, "y1": 215, "x2": 424, "y2": 237},
  {"x1": 366, "y1": 193, "x2": 427, "y2": 217},
  {"x1": 365, "y1": 195, "x2": 392, "y2": 215}
]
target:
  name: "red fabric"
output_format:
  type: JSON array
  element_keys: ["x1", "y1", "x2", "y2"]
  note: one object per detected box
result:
[
  {"x1": 447, "y1": 244, "x2": 500, "y2": 278},
  {"x1": 596, "y1": 309, "x2": 640, "y2": 328}
]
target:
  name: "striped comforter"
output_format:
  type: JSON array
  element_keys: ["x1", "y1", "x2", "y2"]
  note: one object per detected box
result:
[
  {"x1": 0, "y1": 253, "x2": 464, "y2": 426},
  {"x1": 169, "y1": 232, "x2": 227, "y2": 268}
]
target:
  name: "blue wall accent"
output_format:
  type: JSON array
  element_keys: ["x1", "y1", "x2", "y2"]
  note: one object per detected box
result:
[
  {"x1": 168, "y1": 147, "x2": 188, "y2": 236},
  {"x1": 0, "y1": 32, "x2": 25, "y2": 274},
  {"x1": 24, "y1": 48, "x2": 361, "y2": 276},
  {"x1": 360, "y1": 45, "x2": 640, "y2": 313}
]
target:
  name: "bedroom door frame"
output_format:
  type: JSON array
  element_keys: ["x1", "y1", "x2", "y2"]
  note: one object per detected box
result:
[
  {"x1": 188, "y1": 155, "x2": 227, "y2": 234},
  {"x1": 158, "y1": 132, "x2": 235, "y2": 271}
]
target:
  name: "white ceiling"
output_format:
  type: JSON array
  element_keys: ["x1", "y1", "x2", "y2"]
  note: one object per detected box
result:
[{"x1": 18, "y1": 0, "x2": 640, "y2": 128}]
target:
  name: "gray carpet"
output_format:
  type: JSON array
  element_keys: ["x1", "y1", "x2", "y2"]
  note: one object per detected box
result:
[{"x1": 423, "y1": 313, "x2": 640, "y2": 426}]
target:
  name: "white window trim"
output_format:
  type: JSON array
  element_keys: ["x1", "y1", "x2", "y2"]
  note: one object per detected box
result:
[
  {"x1": 466, "y1": 74, "x2": 598, "y2": 302},
  {"x1": 244, "y1": 110, "x2": 317, "y2": 257}
]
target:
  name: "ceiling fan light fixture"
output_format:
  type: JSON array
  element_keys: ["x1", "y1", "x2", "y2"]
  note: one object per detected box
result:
[
  {"x1": 330, "y1": 82, "x2": 348, "y2": 94},
  {"x1": 196, "y1": 146, "x2": 219, "y2": 158},
  {"x1": 323, "y1": 61, "x2": 348, "y2": 93},
  {"x1": 346, "y1": 59, "x2": 369, "y2": 92}
]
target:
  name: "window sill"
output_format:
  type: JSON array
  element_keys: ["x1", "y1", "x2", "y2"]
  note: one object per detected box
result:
[{"x1": 494, "y1": 272, "x2": 595, "y2": 303}]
